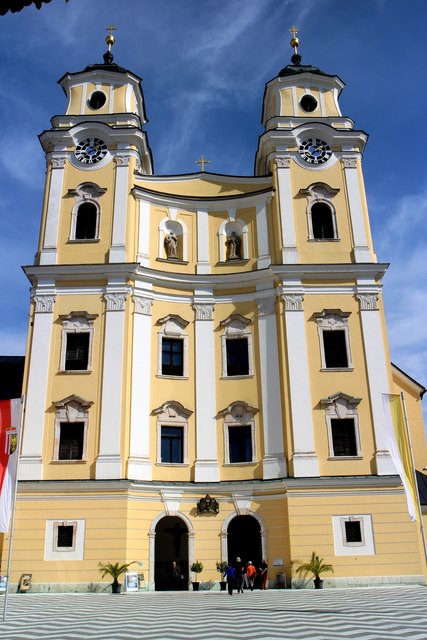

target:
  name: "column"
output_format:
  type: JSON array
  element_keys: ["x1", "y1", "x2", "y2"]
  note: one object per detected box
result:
[
  {"x1": 109, "y1": 156, "x2": 130, "y2": 263},
  {"x1": 128, "y1": 295, "x2": 153, "y2": 480},
  {"x1": 95, "y1": 290, "x2": 127, "y2": 479},
  {"x1": 276, "y1": 158, "x2": 298, "y2": 264},
  {"x1": 357, "y1": 293, "x2": 396, "y2": 475},
  {"x1": 256, "y1": 294, "x2": 287, "y2": 479},
  {"x1": 193, "y1": 301, "x2": 219, "y2": 482},
  {"x1": 343, "y1": 158, "x2": 372, "y2": 263},
  {"x1": 196, "y1": 209, "x2": 210, "y2": 274},
  {"x1": 282, "y1": 293, "x2": 319, "y2": 477},
  {"x1": 39, "y1": 156, "x2": 66, "y2": 265},
  {"x1": 19, "y1": 293, "x2": 56, "y2": 480},
  {"x1": 255, "y1": 200, "x2": 271, "y2": 270}
]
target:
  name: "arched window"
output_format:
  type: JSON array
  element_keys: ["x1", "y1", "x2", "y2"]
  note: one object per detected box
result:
[
  {"x1": 311, "y1": 202, "x2": 335, "y2": 239},
  {"x1": 75, "y1": 202, "x2": 97, "y2": 239}
]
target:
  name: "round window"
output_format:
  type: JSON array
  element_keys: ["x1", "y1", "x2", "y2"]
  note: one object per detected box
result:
[
  {"x1": 300, "y1": 95, "x2": 318, "y2": 113},
  {"x1": 88, "y1": 91, "x2": 107, "y2": 110}
]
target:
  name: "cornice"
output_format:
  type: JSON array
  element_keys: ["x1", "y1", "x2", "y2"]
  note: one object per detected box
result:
[
  {"x1": 131, "y1": 185, "x2": 274, "y2": 210},
  {"x1": 134, "y1": 171, "x2": 272, "y2": 185},
  {"x1": 274, "y1": 263, "x2": 389, "y2": 281},
  {"x1": 16, "y1": 474, "x2": 404, "y2": 497},
  {"x1": 50, "y1": 113, "x2": 142, "y2": 129}
]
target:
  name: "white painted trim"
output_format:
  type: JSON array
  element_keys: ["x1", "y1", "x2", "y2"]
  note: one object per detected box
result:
[
  {"x1": 109, "y1": 160, "x2": 129, "y2": 262},
  {"x1": 95, "y1": 291, "x2": 127, "y2": 479},
  {"x1": 19, "y1": 297, "x2": 55, "y2": 480},
  {"x1": 276, "y1": 163, "x2": 298, "y2": 263},
  {"x1": 332, "y1": 514, "x2": 375, "y2": 556},
  {"x1": 256, "y1": 297, "x2": 286, "y2": 479},
  {"x1": 282, "y1": 296, "x2": 319, "y2": 477},
  {"x1": 40, "y1": 161, "x2": 65, "y2": 265},
  {"x1": 343, "y1": 161, "x2": 371, "y2": 262},
  {"x1": 194, "y1": 303, "x2": 219, "y2": 482},
  {"x1": 148, "y1": 512, "x2": 195, "y2": 591},
  {"x1": 255, "y1": 201, "x2": 271, "y2": 269},
  {"x1": 196, "y1": 209, "x2": 210, "y2": 274},
  {"x1": 137, "y1": 199, "x2": 150, "y2": 266},
  {"x1": 358, "y1": 307, "x2": 396, "y2": 475},
  {"x1": 128, "y1": 299, "x2": 153, "y2": 480},
  {"x1": 53, "y1": 399, "x2": 90, "y2": 462},
  {"x1": 44, "y1": 519, "x2": 85, "y2": 561}
]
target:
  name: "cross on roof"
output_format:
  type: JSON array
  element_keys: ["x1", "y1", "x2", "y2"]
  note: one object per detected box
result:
[{"x1": 196, "y1": 155, "x2": 211, "y2": 172}]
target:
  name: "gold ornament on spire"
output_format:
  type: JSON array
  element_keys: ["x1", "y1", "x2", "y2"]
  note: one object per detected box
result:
[
  {"x1": 289, "y1": 25, "x2": 299, "y2": 55},
  {"x1": 105, "y1": 25, "x2": 117, "y2": 51}
]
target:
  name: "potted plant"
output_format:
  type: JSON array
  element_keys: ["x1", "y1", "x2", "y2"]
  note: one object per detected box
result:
[
  {"x1": 190, "y1": 560, "x2": 203, "y2": 591},
  {"x1": 98, "y1": 561, "x2": 137, "y2": 594},
  {"x1": 216, "y1": 561, "x2": 228, "y2": 591},
  {"x1": 295, "y1": 552, "x2": 334, "y2": 589}
]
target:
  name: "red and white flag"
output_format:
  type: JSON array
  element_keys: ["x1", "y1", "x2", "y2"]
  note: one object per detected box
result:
[{"x1": 0, "y1": 399, "x2": 21, "y2": 533}]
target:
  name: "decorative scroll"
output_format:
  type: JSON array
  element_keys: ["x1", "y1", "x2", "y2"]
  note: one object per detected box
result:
[
  {"x1": 356, "y1": 294, "x2": 378, "y2": 311},
  {"x1": 276, "y1": 157, "x2": 291, "y2": 168},
  {"x1": 133, "y1": 296, "x2": 153, "y2": 315},
  {"x1": 342, "y1": 158, "x2": 357, "y2": 169},
  {"x1": 104, "y1": 293, "x2": 127, "y2": 311},
  {"x1": 32, "y1": 295, "x2": 56, "y2": 313},
  {"x1": 193, "y1": 304, "x2": 214, "y2": 320},
  {"x1": 282, "y1": 294, "x2": 304, "y2": 311}
]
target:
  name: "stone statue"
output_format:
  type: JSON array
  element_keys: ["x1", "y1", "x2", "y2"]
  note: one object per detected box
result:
[
  {"x1": 226, "y1": 231, "x2": 241, "y2": 260},
  {"x1": 164, "y1": 231, "x2": 178, "y2": 259}
]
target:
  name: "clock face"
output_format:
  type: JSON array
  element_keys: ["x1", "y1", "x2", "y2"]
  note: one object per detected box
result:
[
  {"x1": 75, "y1": 137, "x2": 108, "y2": 165},
  {"x1": 299, "y1": 138, "x2": 332, "y2": 165}
]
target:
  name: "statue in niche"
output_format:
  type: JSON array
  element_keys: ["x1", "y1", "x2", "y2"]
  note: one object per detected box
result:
[
  {"x1": 164, "y1": 231, "x2": 178, "y2": 259},
  {"x1": 226, "y1": 231, "x2": 241, "y2": 260}
]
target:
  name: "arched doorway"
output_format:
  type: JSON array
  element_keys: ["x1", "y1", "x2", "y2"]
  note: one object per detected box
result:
[
  {"x1": 227, "y1": 515, "x2": 262, "y2": 577},
  {"x1": 154, "y1": 516, "x2": 189, "y2": 591}
]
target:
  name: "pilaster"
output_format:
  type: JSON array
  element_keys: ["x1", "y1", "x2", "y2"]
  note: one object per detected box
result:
[
  {"x1": 196, "y1": 209, "x2": 210, "y2": 274},
  {"x1": 281, "y1": 292, "x2": 319, "y2": 477},
  {"x1": 128, "y1": 294, "x2": 153, "y2": 480},
  {"x1": 255, "y1": 201, "x2": 271, "y2": 269},
  {"x1": 193, "y1": 300, "x2": 219, "y2": 482},
  {"x1": 275, "y1": 158, "x2": 298, "y2": 264},
  {"x1": 95, "y1": 289, "x2": 128, "y2": 479},
  {"x1": 109, "y1": 155, "x2": 130, "y2": 263},
  {"x1": 256, "y1": 293, "x2": 287, "y2": 479},
  {"x1": 343, "y1": 158, "x2": 372, "y2": 263},
  {"x1": 356, "y1": 293, "x2": 396, "y2": 475},
  {"x1": 137, "y1": 199, "x2": 150, "y2": 266},
  {"x1": 39, "y1": 156, "x2": 66, "y2": 265},
  {"x1": 19, "y1": 293, "x2": 56, "y2": 480}
]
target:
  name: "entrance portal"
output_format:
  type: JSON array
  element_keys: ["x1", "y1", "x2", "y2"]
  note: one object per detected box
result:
[
  {"x1": 227, "y1": 515, "x2": 262, "y2": 574},
  {"x1": 154, "y1": 516, "x2": 189, "y2": 591}
]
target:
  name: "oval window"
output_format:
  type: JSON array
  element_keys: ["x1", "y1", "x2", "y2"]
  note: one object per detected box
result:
[{"x1": 300, "y1": 95, "x2": 318, "y2": 113}]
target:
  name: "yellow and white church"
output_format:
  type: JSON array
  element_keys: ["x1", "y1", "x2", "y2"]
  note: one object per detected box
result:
[{"x1": 7, "y1": 30, "x2": 427, "y2": 591}]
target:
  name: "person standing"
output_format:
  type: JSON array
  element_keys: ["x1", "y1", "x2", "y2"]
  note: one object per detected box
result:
[
  {"x1": 259, "y1": 559, "x2": 268, "y2": 590},
  {"x1": 171, "y1": 560, "x2": 181, "y2": 590},
  {"x1": 246, "y1": 561, "x2": 256, "y2": 591},
  {"x1": 223, "y1": 562, "x2": 236, "y2": 595},
  {"x1": 234, "y1": 557, "x2": 244, "y2": 593}
]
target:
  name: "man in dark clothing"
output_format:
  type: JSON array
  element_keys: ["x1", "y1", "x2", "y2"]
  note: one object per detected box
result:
[
  {"x1": 234, "y1": 557, "x2": 244, "y2": 593},
  {"x1": 223, "y1": 563, "x2": 236, "y2": 595}
]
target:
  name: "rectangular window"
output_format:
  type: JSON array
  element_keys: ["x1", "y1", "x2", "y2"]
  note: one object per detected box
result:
[
  {"x1": 228, "y1": 425, "x2": 252, "y2": 463},
  {"x1": 161, "y1": 338, "x2": 183, "y2": 376},
  {"x1": 226, "y1": 338, "x2": 249, "y2": 376},
  {"x1": 323, "y1": 330, "x2": 348, "y2": 368},
  {"x1": 58, "y1": 422, "x2": 84, "y2": 460},
  {"x1": 161, "y1": 426, "x2": 183, "y2": 463},
  {"x1": 57, "y1": 525, "x2": 75, "y2": 548},
  {"x1": 344, "y1": 520, "x2": 362, "y2": 543},
  {"x1": 65, "y1": 333, "x2": 90, "y2": 370},
  {"x1": 331, "y1": 418, "x2": 357, "y2": 456}
]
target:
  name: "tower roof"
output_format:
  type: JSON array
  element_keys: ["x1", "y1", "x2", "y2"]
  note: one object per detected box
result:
[{"x1": 279, "y1": 26, "x2": 333, "y2": 78}]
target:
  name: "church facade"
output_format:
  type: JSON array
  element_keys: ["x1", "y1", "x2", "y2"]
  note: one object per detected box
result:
[{"x1": 8, "y1": 33, "x2": 427, "y2": 591}]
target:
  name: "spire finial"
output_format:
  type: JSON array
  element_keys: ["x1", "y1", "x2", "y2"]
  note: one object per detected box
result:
[
  {"x1": 103, "y1": 25, "x2": 117, "y2": 64},
  {"x1": 289, "y1": 25, "x2": 301, "y2": 65},
  {"x1": 196, "y1": 155, "x2": 211, "y2": 172}
]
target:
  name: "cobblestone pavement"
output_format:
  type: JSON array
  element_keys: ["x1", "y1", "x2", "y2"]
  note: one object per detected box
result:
[{"x1": 0, "y1": 586, "x2": 426, "y2": 640}]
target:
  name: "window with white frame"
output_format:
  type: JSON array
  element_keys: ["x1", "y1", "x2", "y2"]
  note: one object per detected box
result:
[
  {"x1": 314, "y1": 310, "x2": 352, "y2": 370},
  {"x1": 157, "y1": 315, "x2": 189, "y2": 378},
  {"x1": 44, "y1": 519, "x2": 86, "y2": 560},
  {"x1": 153, "y1": 400, "x2": 192, "y2": 465},
  {"x1": 320, "y1": 392, "x2": 362, "y2": 458},
  {"x1": 219, "y1": 401, "x2": 258, "y2": 465},
  {"x1": 332, "y1": 514, "x2": 375, "y2": 555},
  {"x1": 299, "y1": 182, "x2": 339, "y2": 241},
  {"x1": 60, "y1": 312, "x2": 97, "y2": 372},
  {"x1": 220, "y1": 315, "x2": 253, "y2": 377},
  {"x1": 68, "y1": 182, "x2": 106, "y2": 241},
  {"x1": 53, "y1": 395, "x2": 92, "y2": 462}
]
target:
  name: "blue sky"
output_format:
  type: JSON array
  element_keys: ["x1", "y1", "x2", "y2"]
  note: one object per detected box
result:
[{"x1": 0, "y1": 0, "x2": 426, "y2": 405}]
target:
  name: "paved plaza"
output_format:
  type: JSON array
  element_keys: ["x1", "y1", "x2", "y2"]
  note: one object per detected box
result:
[{"x1": 0, "y1": 586, "x2": 426, "y2": 640}]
